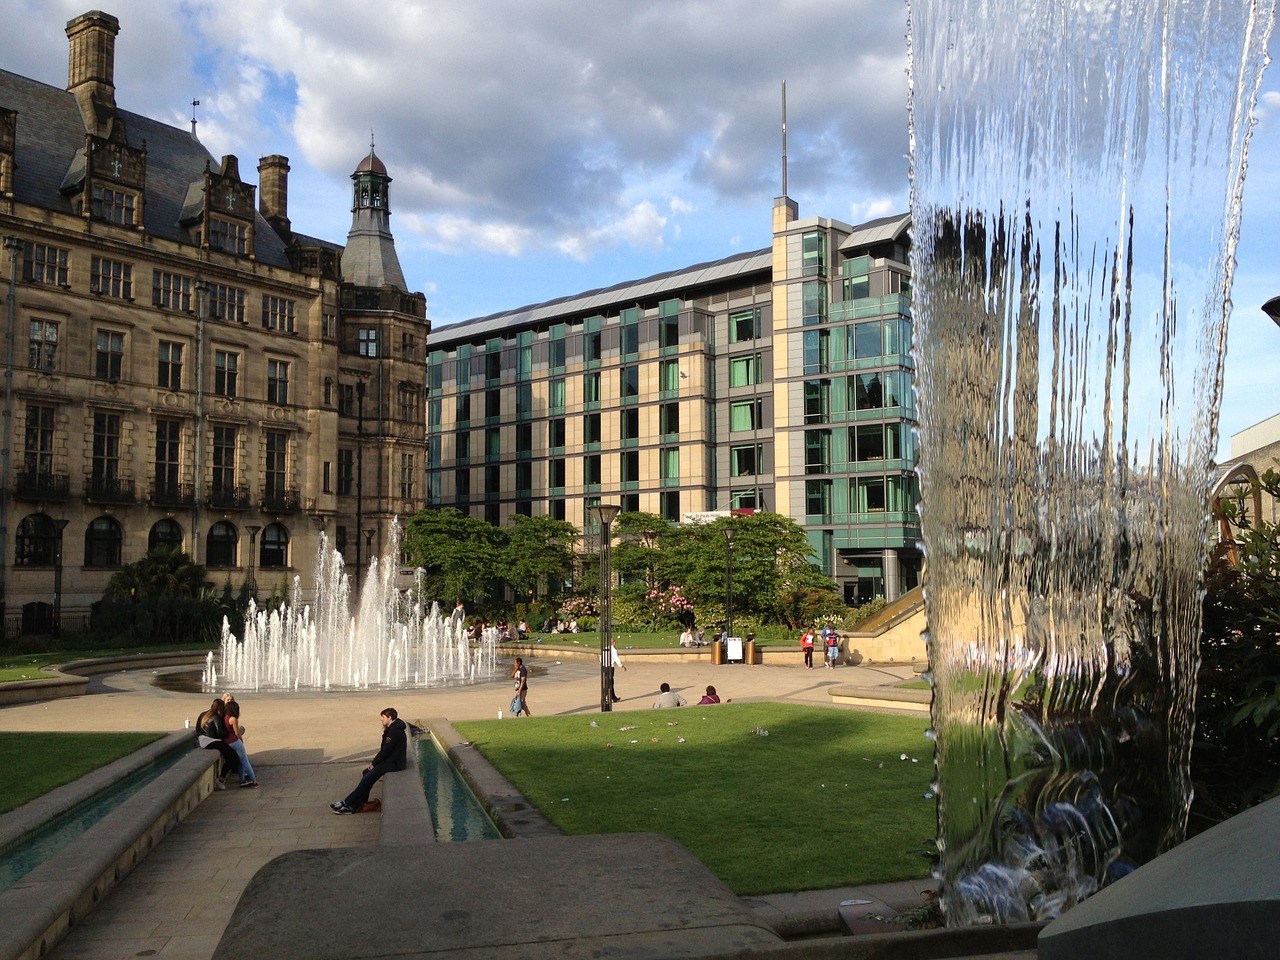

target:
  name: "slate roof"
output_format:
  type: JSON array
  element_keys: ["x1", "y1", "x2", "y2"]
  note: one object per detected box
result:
[
  {"x1": 0, "y1": 67, "x2": 292, "y2": 269},
  {"x1": 428, "y1": 247, "x2": 774, "y2": 346},
  {"x1": 838, "y1": 212, "x2": 911, "y2": 253}
]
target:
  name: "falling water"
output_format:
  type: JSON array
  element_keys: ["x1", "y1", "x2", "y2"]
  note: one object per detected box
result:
[
  {"x1": 907, "y1": 0, "x2": 1275, "y2": 925},
  {"x1": 208, "y1": 521, "x2": 498, "y2": 691}
]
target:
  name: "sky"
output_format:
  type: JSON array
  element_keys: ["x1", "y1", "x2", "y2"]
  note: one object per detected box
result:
[{"x1": 1, "y1": 0, "x2": 1276, "y2": 459}]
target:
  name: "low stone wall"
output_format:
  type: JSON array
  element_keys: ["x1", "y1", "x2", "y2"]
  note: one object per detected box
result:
[
  {"x1": 502, "y1": 636, "x2": 926, "y2": 668},
  {"x1": 0, "y1": 675, "x2": 89, "y2": 705},
  {"x1": 843, "y1": 607, "x2": 927, "y2": 665},
  {"x1": 0, "y1": 731, "x2": 216, "y2": 960},
  {"x1": 379, "y1": 727, "x2": 435, "y2": 846},
  {"x1": 0, "y1": 651, "x2": 209, "y2": 707},
  {"x1": 827, "y1": 685, "x2": 930, "y2": 715}
]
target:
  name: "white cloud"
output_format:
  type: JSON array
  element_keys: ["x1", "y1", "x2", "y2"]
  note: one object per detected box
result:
[
  {"x1": 556, "y1": 201, "x2": 668, "y2": 262},
  {"x1": 848, "y1": 197, "x2": 903, "y2": 224},
  {"x1": 84, "y1": 1, "x2": 910, "y2": 252}
]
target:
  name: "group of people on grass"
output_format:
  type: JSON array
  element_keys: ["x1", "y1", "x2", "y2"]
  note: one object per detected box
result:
[
  {"x1": 678, "y1": 625, "x2": 711, "y2": 647},
  {"x1": 195, "y1": 693, "x2": 258, "y2": 789}
]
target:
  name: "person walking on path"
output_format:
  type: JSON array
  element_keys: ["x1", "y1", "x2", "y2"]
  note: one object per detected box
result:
[
  {"x1": 822, "y1": 623, "x2": 840, "y2": 668},
  {"x1": 330, "y1": 707, "x2": 407, "y2": 814},
  {"x1": 512, "y1": 657, "x2": 531, "y2": 716},
  {"x1": 603, "y1": 640, "x2": 626, "y2": 702},
  {"x1": 800, "y1": 628, "x2": 816, "y2": 669}
]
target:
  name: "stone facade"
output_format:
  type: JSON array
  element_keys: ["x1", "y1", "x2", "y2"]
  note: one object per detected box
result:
[{"x1": 0, "y1": 11, "x2": 428, "y2": 635}]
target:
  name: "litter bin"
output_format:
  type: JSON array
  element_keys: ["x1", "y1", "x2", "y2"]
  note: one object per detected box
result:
[
  {"x1": 744, "y1": 640, "x2": 757, "y2": 665},
  {"x1": 712, "y1": 641, "x2": 725, "y2": 665}
]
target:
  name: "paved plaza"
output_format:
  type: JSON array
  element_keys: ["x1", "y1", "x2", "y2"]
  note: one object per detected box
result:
[{"x1": 0, "y1": 652, "x2": 937, "y2": 960}]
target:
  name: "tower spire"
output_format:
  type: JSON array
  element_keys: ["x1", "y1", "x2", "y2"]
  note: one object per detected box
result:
[{"x1": 781, "y1": 80, "x2": 788, "y2": 199}]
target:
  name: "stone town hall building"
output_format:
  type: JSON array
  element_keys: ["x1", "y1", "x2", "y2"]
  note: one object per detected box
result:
[
  {"x1": 2, "y1": 10, "x2": 923, "y2": 634},
  {"x1": 1, "y1": 11, "x2": 429, "y2": 633}
]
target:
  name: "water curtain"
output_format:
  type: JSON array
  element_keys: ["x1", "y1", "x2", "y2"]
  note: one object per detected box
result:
[{"x1": 907, "y1": 0, "x2": 1275, "y2": 924}]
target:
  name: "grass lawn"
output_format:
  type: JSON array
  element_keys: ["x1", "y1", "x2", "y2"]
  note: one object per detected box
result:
[
  {"x1": 455, "y1": 702, "x2": 936, "y2": 896},
  {"x1": 0, "y1": 732, "x2": 165, "y2": 814}
]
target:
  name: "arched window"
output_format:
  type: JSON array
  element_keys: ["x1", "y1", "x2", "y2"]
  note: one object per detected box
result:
[
  {"x1": 260, "y1": 523, "x2": 289, "y2": 569},
  {"x1": 207, "y1": 521, "x2": 238, "y2": 568},
  {"x1": 148, "y1": 519, "x2": 184, "y2": 555},
  {"x1": 85, "y1": 516, "x2": 122, "y2": 567},
  {"x1": 15, "y1": 514, "x2": 57, "y2": 567}
]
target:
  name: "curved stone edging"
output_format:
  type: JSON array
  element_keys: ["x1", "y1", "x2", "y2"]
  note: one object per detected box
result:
[
  {"x1": 0, "y1": 734, "x2": 217, "y2": 960},
  {"x1": 0, "y1": 651, "x2": 211, "y2": 707}
]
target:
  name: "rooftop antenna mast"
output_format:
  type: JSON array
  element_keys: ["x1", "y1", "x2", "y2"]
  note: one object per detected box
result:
[
  {"x1": 781, "y1": 80, "x2": 788, "y2": 198},
  {"x1": 190, "y1": 99, "x2": 200, "y2": 138}
]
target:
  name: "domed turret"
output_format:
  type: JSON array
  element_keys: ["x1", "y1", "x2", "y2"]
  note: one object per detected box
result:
[{"x1": 341, "y1": 137, "x2": 406, "y2": 290}]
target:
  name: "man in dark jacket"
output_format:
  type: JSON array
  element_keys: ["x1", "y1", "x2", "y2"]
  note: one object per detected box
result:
[{"x1": 330, "y1": 707, "x2": 407, "y2": 814}]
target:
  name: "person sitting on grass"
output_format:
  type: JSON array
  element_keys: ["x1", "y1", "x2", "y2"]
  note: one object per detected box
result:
[
  {"x1": 698, "y1": 685, "x2": 721, "y2": 705},
  {"x1": 330, "y1": 707, "x2": 407, "y2": 815},
  {"x1": 651, "y1": 682, "x2": 687, "y2": 709}
]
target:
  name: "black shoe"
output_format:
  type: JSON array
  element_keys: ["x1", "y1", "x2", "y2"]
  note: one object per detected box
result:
[{"x1": 330, "y1": 801, "x2": 355, "y2": 815}]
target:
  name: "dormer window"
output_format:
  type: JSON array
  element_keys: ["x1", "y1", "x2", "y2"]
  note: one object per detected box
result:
[
  {"x1": 90, "y1": 185, "x2": 136, "y2": 225},
  {"x1": 207, "y1": 217, "x2": 247, "y2": 255}
]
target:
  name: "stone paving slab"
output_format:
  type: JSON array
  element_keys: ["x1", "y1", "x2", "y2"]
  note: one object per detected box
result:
[
  {"x1": 40, "y1": 762, "x2": 378, "y2": 960},
  {"x1": 212, "y1": 835, "x2": 785, "y2": 960}
]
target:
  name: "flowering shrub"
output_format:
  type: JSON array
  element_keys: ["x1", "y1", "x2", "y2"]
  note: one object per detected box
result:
[
  {"x1": 557, "y1": 595, "x2": 597, "y2": 619},
  {"x1": 612, "y1": 584, "x2": 696, "y2": 631},
  {"x1": 646, "y1": 585, "x2": 694, "y2": 620}
]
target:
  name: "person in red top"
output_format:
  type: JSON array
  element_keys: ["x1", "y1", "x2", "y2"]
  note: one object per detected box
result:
[{"x1": 800, "y1": 629, "x2": 816, "y2": 669}]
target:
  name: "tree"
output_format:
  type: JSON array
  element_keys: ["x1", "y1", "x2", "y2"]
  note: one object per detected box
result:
[
  {"x1": 612, "y1": 511, "x2": 670, "y2": 589},
  {"x1": 95, "y1": 550, "x2": 226, "y2": 644},
  {"x1": 502, "y1": 514, "x2": 578, "y2": 602},
  {"x1": 402, "y1": 508, "x2": 505, "y2": 606},
  {"x1": 1193, "y1": 467, "x2": 1280, "y2": 831},
  {"x1": 608, "y1": 511, "x2": 840, "y2": 630}
]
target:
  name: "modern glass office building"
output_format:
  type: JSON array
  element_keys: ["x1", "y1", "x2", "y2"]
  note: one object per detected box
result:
[{"x1": 426, "y1": 200, "x2": 920, "y2": 603}]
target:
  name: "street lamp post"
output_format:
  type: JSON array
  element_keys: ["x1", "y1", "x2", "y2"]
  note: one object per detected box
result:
[
  {"x1": 723, "y1": 525, "x2": 735, "y2": 642},
  {"x1": 53, "y1": 518, "x2": 70, "y2": 636},
  {"x1": 246, "y1": 524, "x2": 261, "y2": 599},
  {"x1": 590, "y1": 503, "x2": 621, "y2": 712},
  {"x1": 2, "y1": 234, "x2": 25, "y2": 640},
  {"x1": 355, "y1": 380, "x2": 366, "y2": 573}
]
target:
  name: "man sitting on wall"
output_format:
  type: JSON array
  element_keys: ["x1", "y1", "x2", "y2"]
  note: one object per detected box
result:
[{"x1": 330, "y1": 707, "x2": 407, "y2": 815}]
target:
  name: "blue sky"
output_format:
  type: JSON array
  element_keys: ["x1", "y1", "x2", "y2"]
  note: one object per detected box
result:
[{"x1": 2, "y1": 0, "x2": 1276, "y2": 457}]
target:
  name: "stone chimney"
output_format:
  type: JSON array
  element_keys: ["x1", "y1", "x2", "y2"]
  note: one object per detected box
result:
[
  {"x1": 258, "y1": 155, "x2": 291, "y2": 236},
  {"x1": 66, "y1": 10, "x2": 120, "y2": 138}
]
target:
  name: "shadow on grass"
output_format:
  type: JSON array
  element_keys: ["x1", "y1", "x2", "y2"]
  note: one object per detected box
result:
[{"x1": 456, "y1": 703, "x2": 937, "y2": 895}]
